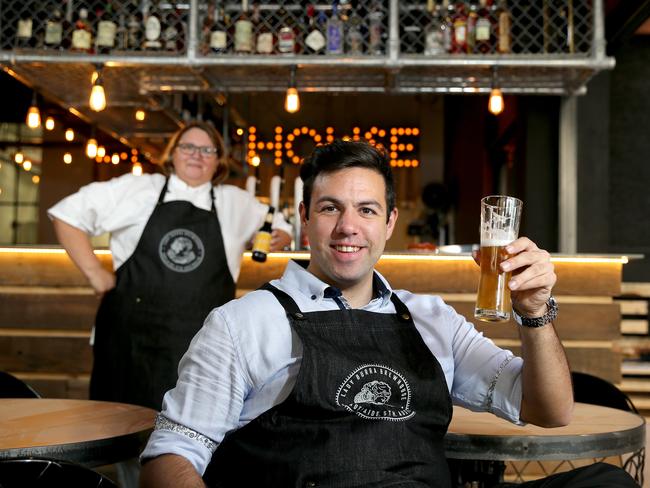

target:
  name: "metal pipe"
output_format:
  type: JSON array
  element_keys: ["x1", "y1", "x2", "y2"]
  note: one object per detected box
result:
[{"x1": 388, "y1": 0, "x2": 400, "y2": 63}]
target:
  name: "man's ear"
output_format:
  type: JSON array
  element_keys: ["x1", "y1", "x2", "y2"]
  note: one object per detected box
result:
[
  {"x1": 385, "y1": 207, "x2": 398, "y2": 240},
  {"x1": 299, "y1": 201, "x2": 308, "y2": 227}
]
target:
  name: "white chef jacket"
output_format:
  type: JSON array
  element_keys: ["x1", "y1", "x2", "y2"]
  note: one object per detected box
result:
[
  {"x1": 141, "y1": 260, "x2": 523, "y2": 475},
  {"x1": 47, "y1": 173, "x2": 292, "y2": 280}
]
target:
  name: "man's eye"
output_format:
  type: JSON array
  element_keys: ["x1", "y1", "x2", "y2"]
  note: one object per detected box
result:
[
  {"x1": 321, "y1": 205, "x2": 337, "y2": 213},
  {"x1": 361, "y1": 207, "x2": 377, "y2": 215}
]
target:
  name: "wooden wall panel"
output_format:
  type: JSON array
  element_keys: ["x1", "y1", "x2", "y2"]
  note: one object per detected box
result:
[
  {"x1": 0, "y1": 335, "x2": 92, "y2": 374},
  {"x1": 0, "y1": 290, "x2": 97, "y2": 330}
]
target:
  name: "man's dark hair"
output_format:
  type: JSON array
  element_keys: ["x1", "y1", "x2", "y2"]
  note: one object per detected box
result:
[{"x1": 300, "y1": 140, "x2": 396, "y2": 221}]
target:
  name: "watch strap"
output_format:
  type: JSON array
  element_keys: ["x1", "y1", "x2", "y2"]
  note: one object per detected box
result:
[{"x1": 512, "y1": 296, "x2": 558, "y2": 328}]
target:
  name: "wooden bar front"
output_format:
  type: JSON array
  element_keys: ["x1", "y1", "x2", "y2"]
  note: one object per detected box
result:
[{"x1": 0, "y1": 249, "x2": 625, "y2": 397}]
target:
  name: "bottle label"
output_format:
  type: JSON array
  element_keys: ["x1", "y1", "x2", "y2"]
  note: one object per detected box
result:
[
  {"x1": 210, "y1": 30, "x2": 227, "y2": 50},
  {"x1": 277, "y1": 27, "x2": 295, "y2": 53},
  {"x1": 45, "y1": 21, "x2": 63, "y2": 45},
  {"x1": 252, "y1": 231, "x2": 272, "y2": 255},
  {"x1": 476, "y1": 18, "x2": 490, "y2": 41},
  {"x1": 424, "y1": 31, "x2": 444, "y2": 55},
  {"x1": 305, "y1": 29, "x2": 325, "y2": 52},
  {"x1": 347, "y1": 30, "x2": 363, "y2": 54},
  {"x1": 145, "y1": 15, "x2": 162, "y2": 42},
  {"x1": 97, "y1": 21, "x2": 117, "y2": 47},
  {"x1": 369, "y1": 12, "x2": 383, "y2": 52},
  {"x1": 327, "y1": 24, "x2": 343, "y2": 54},
  {"x1": 234, "y1": 19, "x2": 253, "y2": 52},
  {"x1": 17, "y1": 19, "x2": 33, "y2": 39},
  {"x1": 256, "y1": 31, "x2": 274, "y2": 54},
  {"x1": 454, "y1": 21, "x2": 466, "y2": 43},
  {"x1": 72, "y1": 29, "x2": 92, "y2": 50}
]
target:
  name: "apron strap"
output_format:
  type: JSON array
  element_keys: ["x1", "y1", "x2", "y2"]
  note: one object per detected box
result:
[
  {"x1": 389, "y1": 292, "x2": 413, "y2": 322},
  {"x1": 157, "y1": 177, "x2": 170, "y2": 205},
  {"x1": 259, "y1": 283, "x2": 302, "y2": 315},
  {"x1": 210, "y1": 185, "x2": 216, "y2": 215}
]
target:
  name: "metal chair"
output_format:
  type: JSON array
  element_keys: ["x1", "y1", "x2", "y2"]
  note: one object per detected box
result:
[
  {"x1": 0, "y1": 371, "x2": 40, "y2": 399},
  {"x1": 0, "y1": 458, "x2": 117, "y2": 487}
]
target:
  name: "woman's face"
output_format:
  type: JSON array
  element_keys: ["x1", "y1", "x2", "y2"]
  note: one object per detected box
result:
[{"x1": 172, "y1": 127, "x2": 220, "y2": 187}]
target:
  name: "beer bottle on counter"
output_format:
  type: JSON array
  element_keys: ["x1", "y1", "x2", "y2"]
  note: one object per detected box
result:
[{"x1": 252, "y1": 206, "x2": 275, "y2": 263}]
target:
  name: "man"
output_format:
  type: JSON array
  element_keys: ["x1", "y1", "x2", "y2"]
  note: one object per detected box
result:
[{"x1": 140, "y1": 140, "x2": 636, "y2": 487}]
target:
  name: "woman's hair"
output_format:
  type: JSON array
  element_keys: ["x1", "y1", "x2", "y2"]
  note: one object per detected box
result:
[
  {"x1": 160, "y1": 121, "x2": 229, "y2": 185},
  {"x1": 299, "y1": 140, "x2": 396, "y2": 222}
]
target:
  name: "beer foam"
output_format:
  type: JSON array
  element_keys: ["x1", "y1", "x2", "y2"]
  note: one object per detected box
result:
[{"x1": 480, "y1": 228, "x2": 516, "y2": 246}]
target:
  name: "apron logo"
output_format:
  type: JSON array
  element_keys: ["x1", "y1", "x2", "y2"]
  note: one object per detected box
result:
[
  {"x1": 159, "y1": 229, "x2": 205, "y2": 273},
  {"x1": 335, "y1": 364, "x2": 415, "y2": 421}
]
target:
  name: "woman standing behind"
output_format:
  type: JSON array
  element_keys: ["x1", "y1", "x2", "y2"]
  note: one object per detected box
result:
[{"x1": 48, "y1": 121, "x2": 292, "y2": 410}]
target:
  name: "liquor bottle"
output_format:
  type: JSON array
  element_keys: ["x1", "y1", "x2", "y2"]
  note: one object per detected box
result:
[
  {"x1": 441, "y1": 0, "x2": 453, "y2": 53},
  {"x1": 234, "y1": 0, "x2": 254, "y2": 54},
  {"x1": 163, "y1": 8, "x2": 185, "y2": 52},
  {"x1": 71, "y1": 7, "x2": 93, "y2": 53},
  {"x1": 326, "y1": 1, "x2": 343, "y2": 55},
  {"x1": 367, "y1": 0, "x2": 384, "y2": 55},
  {"x1": 252, "y1": 206, "x2": 275, "y2": 262},
  {"x1": 211, "y1": 3, "x2": 229, "y2": 54},
  {"x1": 143, "y1": 0, "x2": 162, "y2": 50},
  {"x1": 474, "y1": 0, "x2": 493, "y2": 53},
  {"x1": 423, "y1": 0, "x2": 444, "y2": 56},
  {"x1": 254, "y1": 3, "x2": 273, "y2": 54},
  {"x1": 276, "y1": 0, "x2": 299, "y2": 55},
  {"x1": 96, "y1": 3, "x2": 117, "y2": 54},
  {"x1": 450, "y1": 1, "x2": 468, "y2": 54},
  {"x1": 15, "y1": 10, "x2": 34, "y2": 49},
  {"x1": 304, "y1": 4, "x2": 326, "y2": 54},
  {"x1": 542, "y1": 0, "x2": 550, "y2": 53},
  {"x1": 200, "y1": 2, "x2": 215, "y2": 55},
  {"x1": 495, "y1": 0, "x2": 510, "y2": 53},
  {"x1": 44, "y1": 8, "x2": 64, "y2": 49},
  {"x1": 127, "y1": 5, "x2": 144, "y2": 51},
  {"x1": 466, "y1": 0, "x2": 478, "y2": 53},
  {"x1": 346, "y1": 1, "x2": 363, "y2": 55}
]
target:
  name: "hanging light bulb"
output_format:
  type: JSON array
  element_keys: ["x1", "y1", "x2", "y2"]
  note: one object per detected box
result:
[
  {"x1": 86, "y1": 138, "x2": 98, "y2": 158},
  {"x1": 97, "y1": 146, "x2": 106, "y2": 158},
  {"x1": 45, "y1": 117, "x2": 55, "y2": 131},
  {"x1": 26, "y1": 93, "x2": 41, "y2": 129},
  {"x1": 89, "y1": 67, "x2": 107, "y2": 112},
  {"x1": 23, "y1": 160, "x2": 33, "y2": 171},
  {"x1": 14, "y1": 152, "x2": 24, "y2": 164},
  {"x1": 135, "y1": 109, "x2": 146, "y2": 121},
  {"x1": 65, "y1": 128, "x2": 75, "y2": 141},
  {"x1": 284, "y1": 65, "x2": 300, "y2": 114},
  {"x1": 111, "y1": 153, "x2": 120, "y2": 164},
  {"x1": 132, "y1": 162, "x2": 143, "y2": 176},
  {"x1": 488, "y1": 88, "x2": 504, "y2": 115},
  {"x1": 32, "y1": 175, "x2": 40, "y2": 184},
  {"x1": 63, "y1": 153, "x2": 72, "y2": 164}
]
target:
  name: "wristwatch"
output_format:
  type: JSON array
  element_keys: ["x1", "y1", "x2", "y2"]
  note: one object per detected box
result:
[{"x1": 512, "y1": 296, "x2": 558, "y2": 328}]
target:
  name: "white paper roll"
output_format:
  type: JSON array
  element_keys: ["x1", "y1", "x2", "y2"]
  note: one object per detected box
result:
[
  {"x1": 245, "y1": 175, "x2": 256, "y2": 196},
  {"x1": 270, "y1": 175, "x2": 282, "y2": 210}
]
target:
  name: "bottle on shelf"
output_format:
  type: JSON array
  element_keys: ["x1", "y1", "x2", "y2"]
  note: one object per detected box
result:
[
  {"x1": 254, "y1": 2, "x2": 273, "y2": 54},
  {"x1": 71, "y1": 7, "x2": 93, "y2": 53},
  {"x1": 277, "y1": 0, "x2": 300, "y2": 55},
  {"x1": 200, "y1": 2, "x2": 216, "y2": 55},
  {"x1": 450, "y1": 1, "x2": 468, "y2": 54},
  {"x1": 162, "y1": 8, "x2": 185, "y2": 52},
  {"x1": 423, "y1": 0, "x2": 445, "y2": 56},
  {"x1": 252, "y1": 206, "x2": 275, "y2": 263},
  {"x1": 43, "y1": 8, "x2": 64, "y2": 50},
  {"x1": 495, "y1": 0, "x2": 511, "y2": 53},
  {"x1": 367, "y1": 0, "x2": 384, "y2": 55},
  {"x1": 234, "y1": 0, "x2": 254, "y2": 54},
  {"x1": 143, "y1": 0, "x2": 163, "y2": 50},
  {"x1": 441, "y1": 0, "x2": 453, "y2": 53},
  {"x1": 304, "y1": 4, "x2": 326, "y2": 54},
  {"x1": 345, "y1": 0, "x2": 363, "y2": 55},
  {"x1": 326, "y1": 0, "x2": 344, "y2": 55},
  {"x1": 474, "y1": 0, "x2": 493, "y2": 53},
  {"x1": 466, "y1": 0, "x2": 479, "y2": 53},
  {"x1": 127, "y1": 7, "x2": 144, "y2": 51},
  {"x1": 212, "y1": 2, "x2": 229, "y2": 54},
  {"x1": 95, "y1": 2, "x2": 117, "y2": 54},
  {"x1": 15, "y1": 10, "x2": 34, "y2": 49}
]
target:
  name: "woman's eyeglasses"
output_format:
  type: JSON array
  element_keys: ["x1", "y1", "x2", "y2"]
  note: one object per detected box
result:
[{"x1": 177, "y1": 143, "x2": 218, "y2": 158}]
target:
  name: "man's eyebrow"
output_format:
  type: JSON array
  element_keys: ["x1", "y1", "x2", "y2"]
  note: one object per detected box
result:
[{"x1": 315, "y1": 196, "x2": 383, "y2": 209}]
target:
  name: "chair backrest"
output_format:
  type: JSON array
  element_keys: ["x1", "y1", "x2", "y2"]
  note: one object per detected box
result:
[
  {"x1": 571, "y1": 371, "x2": 638, "y2": 413},
  {"x1": 0, "y1": 458, "x2": 117, "y2": 487},
  {"x1": 0, "y1": 371, "x2": 40, "y2": 399}
]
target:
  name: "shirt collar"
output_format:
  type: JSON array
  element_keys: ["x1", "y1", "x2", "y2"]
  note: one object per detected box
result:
[
  {"x1": 169, "y1": 173, "x2": 213, "y2": 194},
  {"x1": 282, "y1": 260, "x2": 393, "y2": 308}
]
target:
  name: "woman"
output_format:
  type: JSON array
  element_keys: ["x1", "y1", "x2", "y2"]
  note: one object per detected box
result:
[{"x1": 49, "y1": 121, "x2": 292, "y2": 410}]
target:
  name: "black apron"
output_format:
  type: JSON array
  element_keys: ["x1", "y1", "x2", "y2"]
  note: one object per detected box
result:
[
  {"x1": 90, "y1": 178, "x2": 235, "y2": 410},
  {"x1": 206, "y1": 282, "x2": 453, "y2": 488}
]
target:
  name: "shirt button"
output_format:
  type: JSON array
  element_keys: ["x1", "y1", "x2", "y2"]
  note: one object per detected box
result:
[
  {"x1": 305, "y1": 482, "x2": 317, "y2": 487},
  {"x1": 311, "y1": 295, "x2": 316, "y2": 300},
  {"x1": 135, "y1": 297, "x2": 141, "y2": 304}
]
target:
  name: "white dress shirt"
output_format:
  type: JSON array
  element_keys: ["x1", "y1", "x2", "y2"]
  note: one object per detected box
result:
[
  {"x1": 141, "y1": 260, "x2": 523, "y2": 475},
  {"x1": 47, "y1": 173, "x2": 292, "y2": 280}
]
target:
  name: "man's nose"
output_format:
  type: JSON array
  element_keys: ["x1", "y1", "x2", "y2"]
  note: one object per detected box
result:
[{"x1": 334, "y1": 210, "x2": 359, "y2": 235}]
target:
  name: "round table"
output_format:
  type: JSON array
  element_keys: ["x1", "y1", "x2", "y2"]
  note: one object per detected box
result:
[{"x1": 0, "y1": 398, "x2": 156, "y2": 467}]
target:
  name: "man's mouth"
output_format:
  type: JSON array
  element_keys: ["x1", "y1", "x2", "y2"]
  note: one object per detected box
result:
[{"x1": 333, "y1": 245, "x2": 361, "y2": 253}]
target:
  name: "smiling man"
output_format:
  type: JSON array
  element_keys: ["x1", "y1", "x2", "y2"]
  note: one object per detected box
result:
[{"x1": 140, "y1": 140, "x2": 636, "y2": 488}]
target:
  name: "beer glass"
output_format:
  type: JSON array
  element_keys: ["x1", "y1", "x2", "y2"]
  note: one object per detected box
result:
[{"x1": 474, "y1": 195, "x2": 523, "y2": 322}]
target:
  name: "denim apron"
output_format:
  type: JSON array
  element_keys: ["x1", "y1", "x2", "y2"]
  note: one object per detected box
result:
[
  {"x1": 90, "y1": 177, "x2": 235, "y2": 410},
  {"x1": 206, "y1": 282, "x2": 453, "y2": 487}
]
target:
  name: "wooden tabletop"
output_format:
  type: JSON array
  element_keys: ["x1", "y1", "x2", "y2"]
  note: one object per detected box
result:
[
  {"x1": 446, "y1": 402, "x2": 646, "y2": 461},
  {"x1": 0, "y1": 398, "x2": 156, "y2": 467}
]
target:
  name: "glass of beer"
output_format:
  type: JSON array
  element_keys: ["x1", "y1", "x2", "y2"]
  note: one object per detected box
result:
[{"x1": 474, "y1": 195, "x2": 523, "y2": 322}]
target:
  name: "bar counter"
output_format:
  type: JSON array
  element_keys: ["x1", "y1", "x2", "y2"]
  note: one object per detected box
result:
[{"x1": 0, "y1": 247, "x2": 635, "y2": 398}]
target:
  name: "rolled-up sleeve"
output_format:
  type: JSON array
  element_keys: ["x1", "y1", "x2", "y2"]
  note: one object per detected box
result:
[{"x1": 140, "y1": 307, "x2": 250, "y2": 475}]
